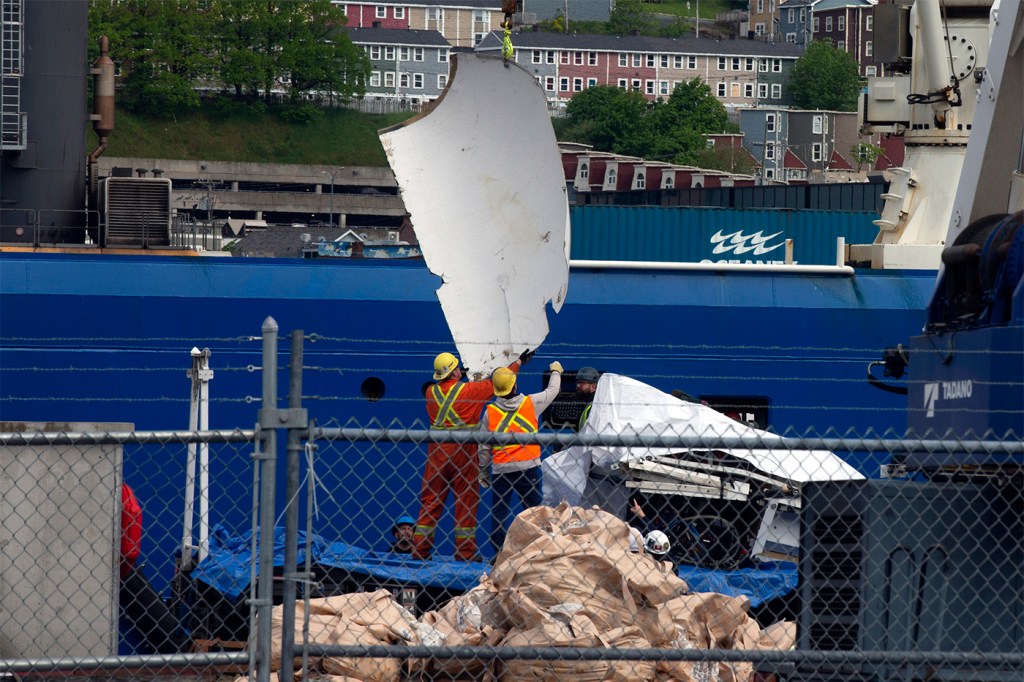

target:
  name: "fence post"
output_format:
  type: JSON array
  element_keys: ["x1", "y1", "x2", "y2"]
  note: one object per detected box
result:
[
  {"x1": 256, "y1": 317, "x2": 279, "y2": 682},
  {"x1": 280, "y1": 329, "x2": 304, "y2": 682}
]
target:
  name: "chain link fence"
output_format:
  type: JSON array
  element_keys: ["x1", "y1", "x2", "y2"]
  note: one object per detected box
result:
[{"x1": 2, "y1": 326, "x2": 1021, "y2": 682}]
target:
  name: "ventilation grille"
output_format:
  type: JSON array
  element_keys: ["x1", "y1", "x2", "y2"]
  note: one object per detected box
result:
[{"x1": 102, "y1": 177, "x2": 172, "y2": 247}]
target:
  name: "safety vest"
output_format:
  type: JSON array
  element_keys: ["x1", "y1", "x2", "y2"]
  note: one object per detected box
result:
[
  {"x1": 486, "y1": 397, "x2": 541, "y2": 465},
  {"x1": 431, "y1": 382, "x2": 474, "y2": 429}
]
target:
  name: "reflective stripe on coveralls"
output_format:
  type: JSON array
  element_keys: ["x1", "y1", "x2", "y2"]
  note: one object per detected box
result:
[{"x1": 431, "y1": 383, "x2": 471, "y2": 429}]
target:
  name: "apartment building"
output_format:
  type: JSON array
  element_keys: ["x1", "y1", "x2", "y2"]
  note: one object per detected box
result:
[
  {"x1": 475, "y1": 32, "x2": 802, "y2": 111},
  {"x1": 347, "y1": 28, "x2": 452, "y2": 104},
  {"x1": 812, "y1": 0, "x2": 879, "y2": 76},
  {"x1": 739, "y1": 107, "x2": 860, "y2": 182},
  {"x1": 339, "y1": 1, "x2": 505, "y2": 47}
]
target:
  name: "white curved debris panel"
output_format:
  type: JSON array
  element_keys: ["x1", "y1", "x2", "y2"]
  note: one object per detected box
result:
[{"x1": 380, "y1": 53, "x2": 570, "y2": 376}]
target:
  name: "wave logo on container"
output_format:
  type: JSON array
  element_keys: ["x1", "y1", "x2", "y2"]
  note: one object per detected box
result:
[{"x1": 710, "y1": 229, "x2": 786, "y2": 256}]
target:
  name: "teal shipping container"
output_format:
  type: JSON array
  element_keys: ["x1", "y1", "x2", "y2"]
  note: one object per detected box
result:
[{"x1": 570, "y1": 205, "x2": 880, "y2": 265}]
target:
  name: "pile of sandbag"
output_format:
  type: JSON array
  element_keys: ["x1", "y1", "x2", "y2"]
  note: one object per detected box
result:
[{"x1": 259, "y1": 502, "x2": 795, "y2": 682}]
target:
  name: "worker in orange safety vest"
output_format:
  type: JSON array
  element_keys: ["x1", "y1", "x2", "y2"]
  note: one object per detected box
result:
[
  {"x1": 412, "y1": 348, "x2": 533, "y2": 560},
  {"x1": 478, "y1": 360, "x2": 562, "y2": 556}
]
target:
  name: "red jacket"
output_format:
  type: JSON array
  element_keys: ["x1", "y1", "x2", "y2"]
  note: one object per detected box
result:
[{"x1": 120, "y1": 484, "x2": 142, "y2": 576}]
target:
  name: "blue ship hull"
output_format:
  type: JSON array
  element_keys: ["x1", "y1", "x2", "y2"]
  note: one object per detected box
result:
[{"x1": 0, "y1": 251, "x2": 936, "y2": 583}]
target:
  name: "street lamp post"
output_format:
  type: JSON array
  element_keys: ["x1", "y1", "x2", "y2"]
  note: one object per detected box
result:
[{"x1": 320, "y1": 170, "x2": 336, "y2": 228}]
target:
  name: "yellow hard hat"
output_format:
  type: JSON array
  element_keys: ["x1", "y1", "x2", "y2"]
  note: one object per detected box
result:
[
  {"x1": 433, "y1": 352, "x2": 459, "y2": 380},
  {"x1": 492, "y1": 367, "x2": 516, "y2": 397}
]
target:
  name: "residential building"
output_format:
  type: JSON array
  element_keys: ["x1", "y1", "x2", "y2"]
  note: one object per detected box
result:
[
  {"x1": 347, "y1": 28, "x2": 452, "y2": 105},
  {"x1": 812, "y1": 0, "x2": 879, "y2": 76},
  {"x1": 747, "y1": 0, "x2": 780, "y2": 40},
  {"x1": 738, "y1": 108, "x2": 861, "y2": 183},
  {"x1": 339, "y1": 1, "x2": 505, "y2": 48},
  {"x1": 518, "y1": 0, "x2": 614, "y2": 24},
  {"x1": 777, "y1": 0, "x2": 815, "y2": 45},
  {"x1": 475, "y1": 32, "x2": 802, "y2": 111}
]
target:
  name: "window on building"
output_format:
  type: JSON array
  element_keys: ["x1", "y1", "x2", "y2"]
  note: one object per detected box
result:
[
  {"x1": 865, "y1": 40, "x2": 873, "y2": 57},
  {"x1": 384, "y1": 46, "x2": 395, "y2": 60},
  {"x1": 619, "y1": 53, "x2": 628, "y2": 67},
  {"x1": 546, "y1": 51, "x2": 556, "y2": 64},
  {"x1": 756, "y1": 22, "x2": 765, "y2": 35},
  {"x1": 826, "y1": 16, "x2": 833, "y2": 31},
  {"x1": 561, "y1": 52, "x2": 570, "y2": 64},
  {"x1": 395, "y1": 6, "x2": 405, "y2": 19},
  {"x1": 413, "y1": 73, "x2": 423, "y2": 89},
  {"x1": 370, "y1": 71, "x2": 381, "y2": 87},
  {"x1": 866, "y1": 15, "x2": 873, "y2": 31},
  {"x1": 758, "y1": 83, "x2": 768, "y2": 98},
  {"x1": 632, "y1": 54, "x2": 642, "y2": 67},
  {"x1": 473, "y1": 10, "x2": 487, "y2": 23},
  {"x1": 545, "y1": 77, "x2": 555, "y2": 91},
  {"x1": 617, "y1": 78, "x2": 628, "y2": 89},
  {"x1": 660, "y1": 80, "x2": 670, "y2": 96},
  {"x1": 589, "y1": 52, "x2": 598, "y2": 66},
  {"x1": 837, "y1": 40, "x2": 845, "y2": 50},
  {"x1": 771, "y1": 83, "x2": 782, "y2": 98},
  {"x1": 647, "y1": 55, "x2": 656, "y2": 67},
  {"x1": 688, "y1": 55, "x2": 697, "y2": 69},
  {"x1": 772, "y1": 59, "x2": 781, "y2": 72},
  {"x1": 672, "y1": 55, "x2": 682, "y2": 68},
  {"x1": 813, "y1": 115, "x2": 823, "y2": 134},
  {"x1": 427, "y1": 7, "x2": 440, "y2": 23},
  {"x1": 744, "y1": 83, "x2": 754, "y2": 97},
  {"x1": 865, "y1": 65, "x2": 877, "y2": 76},
  {"x1": 786, "y1": 33, "x2": 796, "y2": 43},
  {"x1": 532, "y1": 50, "x2": 542, "y2": 64},
  {"x1": 413, "y1": 47, "x2": 424, "y2": 61},
  {"x1": 437, "y1": 74, "x2": 447, "y2": 88},
  {"x1": 399, "y1": 47, "x2": 410, "y2": 61},
  {"x1": 760, "y1": 58, "x2": 769, "y2": 72},
  {"x1": 813, "y1": 16, "x2": 819, "y2": 31},
  {"x1": 765, "y1": 168, "x2": 776, "y2": 179},
  {"x1": 631, "y1": 78, "x2": 641, "y2": 90},
  {"x1": 575, "y1": 162, "x2": 587, "y2": 181},
  {"x1": 717, "y1": 82, "x2": 727, "y2": 96},
  {"x1": 575, "y1": 51, "x2": 583, "y2": 65},
  {"x1": 399, "y1": 73, "x2": 410, "y2": 87},
  {"x1": 766, "y1": 113, "x2": 776, "y2": 132},
  {"x1": 587, "y1": 77, "x2": 598, "y2": 88},
  {"x1": 718, "y1": 56, "x2": 727, "y2": 70},
  {"x1": 370, "y1": 45, "x2": 381, "y2": 59},
  {"x1": 757, "y1": 0, "x2": 764, "y2": 12},
  {"x1": 384, "y1": 71, "x2": 395, "y2": 87},
  {"x1": 559, "y1": 77, "x2": 568, "y2": 91},
  {"x1": 636, "y1": 172, "x2": 645, "y2": 189},
  {"x1": 812, "y1": 143, "x2": 823, "y2": 161},
  {"x1": 339, "y1": 4, "x2": 347, "y2": 16},
  {"x1": 376, "y1": 6, "x2": 386, "y2": 19},
  {"x1": 438, "y1": 50, "x2": 448, "y2": 63},
  {"x1": 800, "y1": 9, "x2": 806, "y2": 22},
  {"x1": 664, "y1": 174, "x2": 674, "y2": 188},
  {"x1": 838, "y1": 16, "x2": 845, "y2": 31},
  {"x1": 746, "y1": 58, "x2": 755, "y2": 71},
  {"x1": 661, "y1": 55, "x2": 669, "y2": 68},
  {"x1": 573, "y1": 78, "x2": 583, "y2": 92},
  {"x1": 732, "y1": 57, "x2": 741, "y2": 70},
  {"x1": 765, "y1": 143, "x2": 775, "y2": 160},
  {"x1": 646, "y1": 80, "x2": 655, "y2": 95},
  {"x1": 787, "y1": 8, "x2": 794, "y2": 22},
  {"x1": 607, "y1": 168, "x2": 617, "y2": 185}
]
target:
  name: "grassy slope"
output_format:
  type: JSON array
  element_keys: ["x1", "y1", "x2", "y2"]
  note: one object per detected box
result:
[{"x1": 95, "y1": 107, "x2": 414, "y2": 166}]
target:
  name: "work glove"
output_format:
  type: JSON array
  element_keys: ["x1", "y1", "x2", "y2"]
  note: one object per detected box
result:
[
  {"x1": 478, "y1": 468, "x2": 491, "y2": 489},
  {"x1": 518, "y1": 348, "x2": 535, "y2": 365},
  {"x1": 549, "y1": 361, "x2": 563, "y2": 373}
]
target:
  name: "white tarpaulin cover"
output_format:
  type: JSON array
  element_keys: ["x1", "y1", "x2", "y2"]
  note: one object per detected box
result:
[
  {"x1": 543, "y1": 374, "x2": 864, "y2": 506},
  {"x1": 380, "y1": 53, "x2": 570, "y2": 376}
]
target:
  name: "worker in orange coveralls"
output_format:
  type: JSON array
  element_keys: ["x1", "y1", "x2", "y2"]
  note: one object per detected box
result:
[{"x1": 412, "y1": 348, "x2": 534, "y2": 561}]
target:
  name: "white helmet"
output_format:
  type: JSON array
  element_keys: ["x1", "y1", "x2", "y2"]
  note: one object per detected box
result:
[{"x1": 644, "y1": 530, "x2": 671, "y2": 556}]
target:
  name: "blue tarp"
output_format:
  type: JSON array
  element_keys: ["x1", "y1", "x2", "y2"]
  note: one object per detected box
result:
[{"x1": 192, "y1": 526, "x2": 797, "y2": 606}]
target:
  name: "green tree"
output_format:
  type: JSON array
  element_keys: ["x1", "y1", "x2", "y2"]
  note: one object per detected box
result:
[
  {"x1": 850, "y1": 142, "x2": 883, "y2": 171},
  {"x1": 608, "y1": 0, "x2": 655, "y2": 36},
  {"x1": 562, "y1": 86, "x2": 654, "y2": 156},
  {"x1": 788, "y1": 39, "x2": 863, "y2": 111},
  {"x1": 648, "y1": 78, "x2": 733, "y2": 164}
]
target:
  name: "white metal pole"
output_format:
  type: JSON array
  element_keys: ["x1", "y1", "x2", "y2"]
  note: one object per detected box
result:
[
  {"x1": 182, "y1": 347, "x2": 202, "y2": 569},
  {"x1": 197, "y1": 348, "x2": 213, "y2": 563}
]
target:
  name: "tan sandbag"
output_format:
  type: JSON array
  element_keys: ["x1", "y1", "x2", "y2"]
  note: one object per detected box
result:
[
  {"x1": 758, "y1": 621, "x2": 796, "y2": 650},
  {"x1": 491, "y1": 504, "x2": 688, "y2": 632}
]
